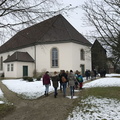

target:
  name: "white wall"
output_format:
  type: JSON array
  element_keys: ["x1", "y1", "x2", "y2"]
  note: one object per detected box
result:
[
  {"x1": 71, "y1": 43, "x2": 91, "y2": 71},
  {"x1": 4, "y1": 62, "x2": 34, "y2": 78},
  {"x1": 17, "y1": 62, "x2": 35, "y2": 77},
  {"x1": 36, "y1": 43, "x2": 73, "y2": 73},
  {"x1": 0, "y1": 42, "x2": 91, "y2": 77},
  {"x1": 4, "y1": 62, "x2": 18, "y2": 78},
  {"x1": 0, "y1": 46, "x2": 35, "y2": 75},
  {"x1": 36, "y1": 42, "x2": 91, "y2": 73}
]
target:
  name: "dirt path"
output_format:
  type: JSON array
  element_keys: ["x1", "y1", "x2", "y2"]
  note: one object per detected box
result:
[{"x1": 0, "y1": 81, "x2": 81, "y2": 120}]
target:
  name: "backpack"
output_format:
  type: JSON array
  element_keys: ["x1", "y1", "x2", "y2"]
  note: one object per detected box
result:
[
  {"x1": 77, "y1": 75, "x2": 83, "y2": 83},
  {"x1": 62, "y1": 76, "x2": 67, "y2": 83}
]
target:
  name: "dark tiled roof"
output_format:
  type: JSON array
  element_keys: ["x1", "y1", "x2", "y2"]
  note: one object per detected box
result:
[
  {"x1": 0, "y1": 14, "x2": 92, "y2": 53},
  {"x1": 4, "y1": 52, "x2": 34, "y2": 63},
  {"x1": 91, "y1": 40, "x2": 106, "y2": 52}
]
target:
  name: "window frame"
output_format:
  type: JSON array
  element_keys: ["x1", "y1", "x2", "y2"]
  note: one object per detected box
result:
[
  {"x1": 51, "y1": 47, "x2": 59, "y2": 68},
  {"x1": 80, "y1": 49, "x2": 85, "y2": 60},
  {"x1": 11, "y1": 64, "x2": 14, "y2": 71}
]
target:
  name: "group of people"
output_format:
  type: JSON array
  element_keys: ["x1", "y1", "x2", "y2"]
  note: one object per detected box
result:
[
  {"x1": 85, "y1": 69, "x2": 97, "y2": 80},
  {"x1": 42, "y1": 70, "x2": 83, "y2": 99},
  {"x1": 85, "y1": 68, "x2": 106, "y2": 80}
]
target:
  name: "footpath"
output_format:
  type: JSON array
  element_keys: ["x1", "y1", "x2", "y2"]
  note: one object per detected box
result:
[{"x1": 0, "y1": 81, "x2": 81, "y2": 120}]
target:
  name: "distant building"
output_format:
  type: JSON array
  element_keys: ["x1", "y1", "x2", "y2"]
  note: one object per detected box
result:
[{"x1": 91, "y1": 40, "x2": 107, "y2": 73}]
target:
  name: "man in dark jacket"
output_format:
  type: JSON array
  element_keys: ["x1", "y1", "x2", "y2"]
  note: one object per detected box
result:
[
  {"x1": 43, "y1": 71, "x2": 51, "y2": 96},
  {"x1": 51, "y1": 71, "x2": 60, "y2": 98}
]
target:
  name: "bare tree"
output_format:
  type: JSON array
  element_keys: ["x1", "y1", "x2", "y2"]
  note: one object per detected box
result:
[
  {"x1": 0, "y1": 0, "x2": 75, "y2": 44},
  {"x1": 82, "y1": 0, "x2": 120, "y2": 70}
]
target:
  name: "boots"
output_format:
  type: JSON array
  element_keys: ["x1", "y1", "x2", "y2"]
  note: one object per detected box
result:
[{"x1": 44, "y1": 91, "x2": 46, "y2": 96}]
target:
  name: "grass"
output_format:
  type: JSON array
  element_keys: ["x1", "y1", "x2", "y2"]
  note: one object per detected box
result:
[
  {"x1": 68, "y1": 87, "x2": 120, "y2": 119},
  {"x1": 0, "y1": 104, "x2": 15, "y2": 119},
  {"x1": 112, "y1": 76, "x2": 120, "y2": 78},
  {"x1": 81, "y1": 87, "x2": 120, "y2": 100},
  {"x1": 0, "y1": 78, "x2": 120, "y2": 119}
]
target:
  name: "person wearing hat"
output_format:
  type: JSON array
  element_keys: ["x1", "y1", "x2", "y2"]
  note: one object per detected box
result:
[{"x1": 43, "y1": 71, "x2": 51, "y2": 96}]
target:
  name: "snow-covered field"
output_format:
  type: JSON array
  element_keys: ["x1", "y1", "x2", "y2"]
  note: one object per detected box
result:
[
  {"x1": 0, "y1": 89, "x2": 4, "y2": 104},
  {"x1": 67, "y1": 74, "x2": 120, "y2": 120},
  {"x1": 2, "y1": 79, "x2": 54, "y2": 99},
  {"x1": 67, "y1": 96, "x2": 120, "y2": 120},
  {"x1": 0, "y1": 73, "x2": 120, "y2": 119},
  {"x1": 83, "y1": 77, "x2": 120, "y2": 88}
]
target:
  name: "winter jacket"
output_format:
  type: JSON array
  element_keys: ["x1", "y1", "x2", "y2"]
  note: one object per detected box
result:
[
  {"x1": 68, "y1": 73, "x2": 76, "y2": 86},
  {"x1": 43, "y1": 73, "x2": 51, "y2": 85},
  {"x1": 61, "y1": 73, "x2": 68, "y2": 83},
  {"x1": 76, "y1": 75, "x2": 83, "y2": 83},
  {"x1": 51, "y1": 75, "x2": 60, "y2": 88}
]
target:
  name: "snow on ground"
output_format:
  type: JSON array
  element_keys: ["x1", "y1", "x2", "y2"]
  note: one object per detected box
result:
[
  {"x1": 83, "y1": 77, "x2": 120, "y2": 88},
  {"x1": 106, "y1": 73, "x2": 120, "y2": 77},
  {"x1": 2, "y1": 79, "x2": 54, "y2": 99},
  {"x1": 0, "y1": 89, "x2": 3, "y2": 97},
  {"x1": 0, "y1": 74, "x2": 120, "y2": 119},
  {"x1": 67, "y1": 96, "x2": 120, "y2": 120},
  {"x1": 0, "y1": 74, "x2": 120, "y2": 99},
  {"x1": 67, "y1": 74, "x2": 120, "y2": 120},
  {"x1": 0, "y1": 89, "x2": 4, "y2": 104}
]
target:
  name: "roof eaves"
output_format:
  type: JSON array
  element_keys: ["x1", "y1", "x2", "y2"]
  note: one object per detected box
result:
[
  {"x1": 35, "y1": 39, "x2": 92, "y2": 46},
  {"x1": 0, "y1": 43, "x2": 36, "y2": 54},
  {"x1": 4, "y1": 60, "x2": 34, "y2": 63}
]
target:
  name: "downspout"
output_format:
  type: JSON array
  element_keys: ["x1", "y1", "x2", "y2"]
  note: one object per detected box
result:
[{"x1": 34, "y1": 45, "x2": 36, "y2": 76}]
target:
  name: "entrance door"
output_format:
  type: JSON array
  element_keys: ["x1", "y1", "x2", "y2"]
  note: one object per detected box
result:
[
  {"x1": 23, "y1": 66, "x2": 28, "y2": 76},
  {"x1": 80, "y1": 64, "x2": 85, "y2": 76}
]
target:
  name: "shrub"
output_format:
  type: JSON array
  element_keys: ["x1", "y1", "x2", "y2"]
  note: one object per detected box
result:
[
  {"x1": 116, "y1": 69, "x2": 120, "y2": 74},
  {"x1": 36, "y1": 76, "x2": 41, "y2": 81},
  {"x1": 1, "y1": 73, "x2": 4, "y2": 77},
  {"x1": 23, "y1": 76, "x2": 28, "y2": 81},
  {"x1": 23, "y1": 76, "x2": 34, "y2": 82},
  {"x1": 27, "y1": 77, "x2": 34, "y2": 82}
]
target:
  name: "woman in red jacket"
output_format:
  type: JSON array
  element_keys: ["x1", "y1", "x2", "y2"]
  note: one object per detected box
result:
[{"x1": 43, "y1": 71, "x2": 51, "y2": 96}]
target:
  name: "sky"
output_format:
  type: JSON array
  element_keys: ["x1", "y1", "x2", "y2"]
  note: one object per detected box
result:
[
  {"x1": 0, "y1": 74, "x2": 120, "y2": 119},
  {"x1": 60, "y1": 0, "x2": 95, "y2": 43},
  {"x1": 0, "y1": 0, "x2": 95, "y2": 45}
]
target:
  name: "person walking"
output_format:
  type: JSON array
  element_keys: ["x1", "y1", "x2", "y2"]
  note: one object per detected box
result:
[
  {"x1": 85, "y1": 70, "x2": 90, "y2": 80},
  {"x1": 76, "y1": 71, "x2": 83, "y2": 90},
  {"x1": 59, "y1": 70, "x2": 63, "y2": 92},
  {"x1": 93, "y1": 69, "x2": 97, "y2": 78},
  {"x1": 90, "y1": 70, "x2": 95, "y2": 80},
  {"x1": 51, "y1": 71, "x2": 60, "y2": 98},
  {"x1": 68, "y1": 70, "x2": 76, "y2": 99},
  {"x1": 61, "y1": 70, "x2": 68, "y2": 97},
  {"x1": 43, "y1": 71, "x2": 51, "y2": 96},
  {"x1": 75, "y1": 70, "x2": 79, "y2": 89}
]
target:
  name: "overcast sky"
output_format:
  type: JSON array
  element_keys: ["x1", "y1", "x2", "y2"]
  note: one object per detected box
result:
[
  {"x1": 0, "y1": 0, "x2": 95, "y2": 45},
  {"x1": 59, "y1": 0, "x2": 93, "y2": 39}
]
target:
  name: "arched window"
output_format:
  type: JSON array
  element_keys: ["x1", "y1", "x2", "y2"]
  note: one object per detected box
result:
[
  {"x1": 51, "y1": 48, "x2": 58, "y2": 67},
  {"x1": 0, "y1": 56, "x2": 3, "y2": 70},
  {"x1": 80, "y1": 49, "x2": 85, "y2": 60}
]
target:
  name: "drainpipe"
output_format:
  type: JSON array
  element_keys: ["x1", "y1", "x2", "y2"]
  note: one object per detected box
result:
[{"x1": 34, "y1": 45, "x2": 36, "y2": 76}]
